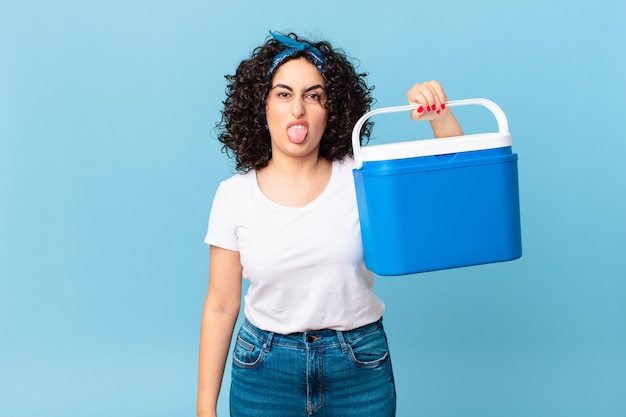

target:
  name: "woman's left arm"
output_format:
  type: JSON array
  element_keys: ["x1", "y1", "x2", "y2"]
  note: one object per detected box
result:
[{"x1": 407, "y1": 80, "x2": 464, "y2": 138}]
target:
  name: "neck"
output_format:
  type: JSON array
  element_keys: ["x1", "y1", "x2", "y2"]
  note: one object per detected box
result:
[
  {"x1": 265, "y1": 153, "x2": 329, "y2": 180},
  {"x1": 256, "y1": 154, "x2": 333, "y2": 208}
]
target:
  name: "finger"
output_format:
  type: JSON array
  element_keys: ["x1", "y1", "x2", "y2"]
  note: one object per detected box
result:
[
  {"x1": 407, "y1": 84, "x2": 427, "y2": 105},
  {"x1": 420, "y1": 84, "x2": 437, "y2": 113},
  {"x1": 428, "y1": 80, "x2": 448, "y2": 112},
  {"x1": 408, "y1": 88, "x2": 432, "y2": 119},
  {"x1": 410, "y1": 101, "x2": 426, "y2": 119}
]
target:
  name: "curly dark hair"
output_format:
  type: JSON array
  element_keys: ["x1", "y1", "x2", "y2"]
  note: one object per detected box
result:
[{"x1": 215, "y1": 32, "x2": 375, "y2": 172}]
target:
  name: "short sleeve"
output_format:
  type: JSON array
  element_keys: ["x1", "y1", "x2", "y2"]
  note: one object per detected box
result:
[{"x1": 204, "y1": 181, "x2": 239, "y2": 251}]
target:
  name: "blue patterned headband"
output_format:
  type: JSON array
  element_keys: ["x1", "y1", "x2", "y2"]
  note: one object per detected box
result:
[{"x1": 266, "y1": 31, "x2": 325, "y2": 81}]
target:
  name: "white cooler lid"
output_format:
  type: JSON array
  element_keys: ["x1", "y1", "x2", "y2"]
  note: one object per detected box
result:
[{"x1": 360, "y1": 132, "x2": 512, "y2": 162}]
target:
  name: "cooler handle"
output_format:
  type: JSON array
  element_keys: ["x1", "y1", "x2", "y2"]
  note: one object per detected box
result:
[{"x1": 351, "y1": 98, "x2": 509, "y2": 169}]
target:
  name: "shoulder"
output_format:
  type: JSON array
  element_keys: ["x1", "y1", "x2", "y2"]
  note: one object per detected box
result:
[
  {"x1": 333, "y1": 155, "x2": 357, "y2": 172},
  {"x1": 212, "y1": 170, "x2": 256, "y2": 206},
  {"x1": 217, "y1": 170, "x2": 256, "y2": 192},
  {"x1": 208, "y1": 170, "x2": 256, "y2": 227},
  {"x1": 331, "y1": 156, "x2": 358, "y2": 184},
  {"x1": 326, "y1": 156, "x2": 358, "y2": 198}
]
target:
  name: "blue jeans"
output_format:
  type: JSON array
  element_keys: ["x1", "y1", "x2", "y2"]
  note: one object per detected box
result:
[{"x1": 230, "y1": 318, "x2": 396, "y2": 417}]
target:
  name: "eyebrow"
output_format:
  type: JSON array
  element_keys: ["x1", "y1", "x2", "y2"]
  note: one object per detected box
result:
[{"x1": 271, "y1": 83, "x2": 325, "y2": 92}]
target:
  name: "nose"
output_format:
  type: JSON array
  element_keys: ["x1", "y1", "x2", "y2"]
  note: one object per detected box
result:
[{"x1": 290, "y1": 96, "x2": 305, "y2": 117}]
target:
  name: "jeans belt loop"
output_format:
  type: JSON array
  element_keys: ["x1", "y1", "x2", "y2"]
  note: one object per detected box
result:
[
  {"x1": 335, "y1": 329, "x2": 349, "y2": 353},
  {"x1": 263, "y1": 331, "x2": 275, "y2": 353}
]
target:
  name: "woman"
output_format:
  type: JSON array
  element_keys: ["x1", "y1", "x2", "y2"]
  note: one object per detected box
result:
[{"x1": 197, "y1": 31, "x2": 463, "y2": 417}]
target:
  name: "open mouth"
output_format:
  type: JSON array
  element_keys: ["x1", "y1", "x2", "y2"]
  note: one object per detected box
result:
[{"x1": 287, "y1": 121, "x2": 308, "y2": 144}]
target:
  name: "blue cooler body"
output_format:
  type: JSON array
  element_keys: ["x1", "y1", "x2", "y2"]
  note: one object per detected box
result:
[{"x1": 351, "y1": 99, "x2": 522, "y2": 276}]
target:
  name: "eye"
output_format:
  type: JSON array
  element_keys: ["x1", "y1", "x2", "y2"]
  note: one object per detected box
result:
[{"x1": 305, "y1": 91, "x2": 324, "y2": 102}]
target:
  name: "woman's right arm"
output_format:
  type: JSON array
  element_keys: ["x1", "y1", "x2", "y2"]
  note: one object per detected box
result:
[{"x1": 197, "y1": 245, "x2": 243, "y2": 417}]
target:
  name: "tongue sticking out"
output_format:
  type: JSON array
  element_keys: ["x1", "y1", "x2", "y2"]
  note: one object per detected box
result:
[{"x1": 287, "y1": 125, "x2": 308, "y2": 144}]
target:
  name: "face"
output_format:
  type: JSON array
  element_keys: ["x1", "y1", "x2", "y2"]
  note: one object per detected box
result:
[{"x1": 265, "y1": 57, "x2": 328, "y2": 160}]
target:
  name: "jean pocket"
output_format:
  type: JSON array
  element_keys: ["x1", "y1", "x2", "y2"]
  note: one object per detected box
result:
[
  {"x1": 345, "y1": 326, "x2": 390, "y2": 368},
  {"x1": 232, "y1": 333, "x2": 265, "y2": 368}
]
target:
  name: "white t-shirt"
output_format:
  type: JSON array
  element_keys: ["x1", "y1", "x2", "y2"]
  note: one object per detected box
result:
[{"x1": 204, "y1": 157, "x2": 385, "y2": 334}]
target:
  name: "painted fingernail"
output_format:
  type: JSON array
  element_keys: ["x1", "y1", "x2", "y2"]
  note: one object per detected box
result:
[
  {"x1": 417, "y1": 106, "x2": 424, "y2": 113},
  {"x1": 436, "y1": 109, "x2": 441, "y2": 114},
  {"x1": 427, "y1": 105, "x2": 431, "y2": 111},
  {"x1": 441, "y1": 103, "x2": 446, "y2": 110}
]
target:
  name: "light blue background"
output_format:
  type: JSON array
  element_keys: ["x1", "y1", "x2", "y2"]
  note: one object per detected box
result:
[{"x1": 1, "y1": 1, "x2": 625, "y2": 416}]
